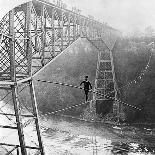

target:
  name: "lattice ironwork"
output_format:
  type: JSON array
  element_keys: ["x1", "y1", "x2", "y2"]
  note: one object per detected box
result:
[
  {"x1": 99, "y1": 61, "x2": 112, "y2": 70},
  {"x1": 0, "y1": 35, "x2": 11, "y2": 80},
  {"x1": 14, "y1": 9, "x2": 28, "y2": 76},
  {"x1": 97, "y1": 79, "x2": 105, "y2": 88},
  {"x1": 97, "y1": 71, "x2": 113, "y2": 79},
  {"x1": 100, "y1": 50, "x2": 110, "y2": 60},
  {"x1": 90, "y1": 34, "x2": 118, "y2": 119},
  {"x1": 105, "y1": 71, "x2": 113, "y2": 79},
  {"x1": 105, "y1": 80, "x2": 114, "y2": 90},
  {"x1": 96, "y1": 89, "x2": 105, "y2": 100},
  {"x1": 0, "y1": 13, "x2": 10, "y2": 34},
  {"x1": 97, "y1": 71, "x2": 104, "y2": 79}
]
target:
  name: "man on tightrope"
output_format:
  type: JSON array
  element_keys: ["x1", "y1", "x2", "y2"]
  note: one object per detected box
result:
[{"x1": 80, "y1": 76, "x2": 92, "y2": 102}]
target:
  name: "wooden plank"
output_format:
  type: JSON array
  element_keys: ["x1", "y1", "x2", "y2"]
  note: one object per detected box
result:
[
  {"x1": 0, "y1": 143, "x2": 39, "y2": 150},
  {"x1": 0, "y1": 81, "x2": 15, "y2": 85},
  {"x1": 0, "y1": 113, "x2": 34, "y2": 118},
  {"x1": 0, "y1": 125, "x2": 17, "y2": 129},
  {"x1": 17, "y1": 77, "x2": 31, "y2": 84},
  {"x1": 32, "y1": 57, "x2": 51, "y2": 59}
]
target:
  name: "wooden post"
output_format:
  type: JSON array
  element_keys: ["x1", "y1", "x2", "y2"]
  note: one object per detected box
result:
[
  {"x1": 61, "y1": 11, "x2": 64, "y2": 51},
  {"x1": 80, "y1": 18, "x2": 84, "y2": 37},
  {"x1": 51, "y1": 8, "x2": 55, "y2": 57},
  {"x1": 78, "y1": 17, "x2": 82, "y2": 37},
  {"x1": 41, "y1": 4, "x2": 45, "y2": 66},
  {"x1": 35, "y1": 12, "x2": 38, "y2": 54},
  {"x1": 84, "y1": 19, "x2": 87, "y2": 37},
  {"x1": 29, "y1": 80, "x2": 45, "y2": 155},
  {"x1": 109, "y1": 40, "x2": 119, "y2": 120},
  {"x1": 68, "y1": 13, "x2": 71, "y2": 45},
  {"x1": 26, "y1": 2, "x2": 32, "y2": 77},
  {"x1": 9, "y1": 9, "x2": 27, "y2": 155},
  {"x1": 17, "y1": 148, "x2": 19, "y2": 155},
  {"x1": 73, "y1": 14, "x2": 76, "y2": 41}
]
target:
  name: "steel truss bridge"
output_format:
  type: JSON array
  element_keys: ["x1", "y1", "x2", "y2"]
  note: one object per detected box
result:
[{"x1": 0, "y1": 0, "x2": 121, "y2": 154}]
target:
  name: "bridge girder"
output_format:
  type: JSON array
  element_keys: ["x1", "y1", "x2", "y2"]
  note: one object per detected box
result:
[{"x1": 0, "y1": 0, "x2": 120, "y2": 80}]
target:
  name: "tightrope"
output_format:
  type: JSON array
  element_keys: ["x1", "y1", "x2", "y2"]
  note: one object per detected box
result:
[
  {"x1": 36, "y1": 79, "x2": 142, "y2": 111},
  {"x1": 35, "y1": 43, "x2": 153, "y2": 113},
  {"x1": 106, "y1": 95, "x2": 142, "y2": 111},
  {"x1": 36, "y1": 79, "x2": 114, "y2": 97},
  {"x1": 37, "y1": 79, "x2": 84, "y2": 90},
  {"x1": 44, "y1": 102, "x2": 88, "y2": 115}
]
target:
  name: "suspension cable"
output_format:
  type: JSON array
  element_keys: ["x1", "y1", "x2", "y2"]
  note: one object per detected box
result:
[
  {"x1": 36, "y1": 47, "x2": 152, "y2": 112},
  {"x1": 36, "y1": 79, "x2": 142, "y2": 111}
]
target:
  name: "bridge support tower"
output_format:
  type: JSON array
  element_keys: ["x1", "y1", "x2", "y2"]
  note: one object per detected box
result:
[{"x1": 89, "y1": 37, "x2": 120, "y2": 121}]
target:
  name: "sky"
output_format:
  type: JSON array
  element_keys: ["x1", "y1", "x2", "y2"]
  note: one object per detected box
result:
[
  {"x1": 0, "y1": 0, "x2": 155, "y2": 35},
  {"x1": 62, "y1": 0, "x2": 155, "y2": 35}
]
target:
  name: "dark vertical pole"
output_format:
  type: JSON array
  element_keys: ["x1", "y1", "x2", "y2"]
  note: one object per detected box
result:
[
  {"x1": 88, "y1": 20, "x2": 90, "y2": 38},
  {"x1": 41, "y1": 4, "x2": 45, "y2": 66},
  {"x1": 73, "y1": 14, "x2": 76, "y2": 41},
  {"x1": 61, "y1": 11, "x2": 64, "y2": 52},
  {"x1": 29, "y1": 80, "x2": 45, "y2": 155},
  {"x1": 78, "y1": 16, "x2": 81, "y2": 37},
  {"x1": 89, "y1": 21, "x2": 92, "y2": 38},
  {"x1": 28, "y1": 2, "x2": 45, "y2": 154},
  {"x1": 58, "y1": 14, "x2": 61, "y2": 52},
  {"x1": 68, "y1": 13, "x2": 71, "y2": 45},
  {"x1": 84, "y1": 19, "x2": 87, "y2": 37},
  {"x1": 26, "y1": 2, "x2": 32, "y2": 77},
  {"x1": 51, "y1": 8, "x2": 55, "y2": 57},
  {"x1": 9, "y1": 9, "x2": 27, "y2": 155},
  {"x1": 17, "y1": 147, "x2": 19, "y2": 155},
  {"x1": 35, "y1": 12, "x2": 38, "y2": 53},
  {"x1": 81, "y1": 18, "x2": 84, "y2": 37},
  {"x1": 44, "y1": 13, "x2": 47, "y2": 54}
]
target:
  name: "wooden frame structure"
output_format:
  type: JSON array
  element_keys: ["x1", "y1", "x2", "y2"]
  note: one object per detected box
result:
[{"x1": 0, "y1": 0, "x2": 121, "y2": 154}]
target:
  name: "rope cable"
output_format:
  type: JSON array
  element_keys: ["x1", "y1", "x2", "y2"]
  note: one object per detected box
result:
[{"x1": 36, "y1": 47, "x2": 152, "y2": 112}]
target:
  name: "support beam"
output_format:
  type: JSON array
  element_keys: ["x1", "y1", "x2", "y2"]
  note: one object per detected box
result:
[
  {"x1": 51, "y1": 8, "x2": 55, "y2": 57},
  {"x1": 0, "y1": 143, "x2": 39, "y2": 150},
  {"x1": 34, "y1": 9, "x2": 38, "y2": 56},
  {"x1": 9, "y1": 9, "x2": 27, "y2": 155},
  {"x1": 61, "y1": 11, "x2": 64, "y2": 51},
  {"x1": 73, "y1": 14, "x2": 76, "y2": 41},
  {"x1": 0, "y1": 125, "x2": 17, "y2": 129},
  {"x1": 68, "y1": 13, "x2": 71, "y2": 45},
  {"x1": 0, "y1": 112, "x2": 34, "y2": 117},
  {"x1": 11, "y1": 85, "x2": 28, "y2": 155},
  {"x1": 29, "y1": 80, "x2": 45, "y2": 155},
  {"x1": 26, "y1": 2, "x2": 32, "y2": 77},
  {"x1": 41, "y1": 4, "x2": 45, "y2": 66}
]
